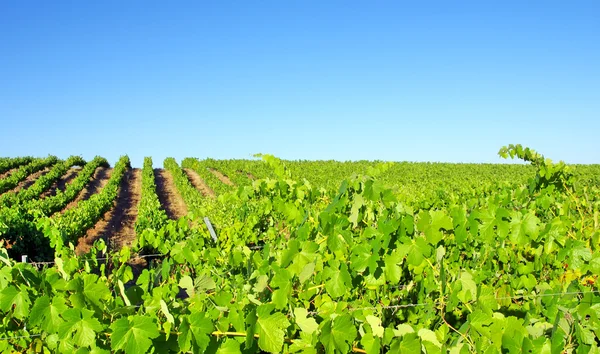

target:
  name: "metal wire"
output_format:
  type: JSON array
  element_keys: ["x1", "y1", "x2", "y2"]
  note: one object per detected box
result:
[
  {"x1": 0, "y1": 334, "x2": 41, "y2": 341},
  {"x1": 0, "y1": 289, "x2": 597, "y2": 341},
  {"x1": 27, "y1": 253, "x2": 165, "y2": 267},
  {"x1": 494, "y1": 290, "x2": 599, "y2": 300},
  {"x1": 309, "y1": 289, "x2": 600, "y2": 315}
]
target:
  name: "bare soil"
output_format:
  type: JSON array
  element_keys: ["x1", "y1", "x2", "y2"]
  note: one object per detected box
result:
[
  {"x1": 39, "y1": 168, "x2": 81, "y2": 198},
  {"x1": 76, "y1": 168, "x2": 142, "y2": 254},
  {"x1": 237, "y1": 170, "x2": 256, "y2": 180},
  {"x1": 154, "y1": 169, "x2": 188, "y2": 219},
  {"x1": 0, "y1": 168, "x2": 18, "y2": 180},
  {"x1": 60, "y1": 167, "x2": 112, "y2": 214},
  {"x1": 184, "y1": 168, "x2": 215, "y2": 198},
  {"x1": 9, "y1": 167, "x2": 51, "y2": 194},
  {"x1": 210, "y1": 168, "x2": 235, "y2": 186}
]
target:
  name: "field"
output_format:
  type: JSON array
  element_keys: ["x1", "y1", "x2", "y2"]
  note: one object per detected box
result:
[{"x1": 0, "y1": 145, "x2": 599, "y2": 353}]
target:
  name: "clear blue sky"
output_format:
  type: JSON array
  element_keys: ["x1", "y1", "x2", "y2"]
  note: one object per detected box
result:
[{"x1": 1, "y1": 1, "x2": 598, "y2": 167}]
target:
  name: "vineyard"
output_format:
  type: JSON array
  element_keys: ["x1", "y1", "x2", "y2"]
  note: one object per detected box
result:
[{"x1": 0, "y1": 145, "x2": 599, "y2": 353}]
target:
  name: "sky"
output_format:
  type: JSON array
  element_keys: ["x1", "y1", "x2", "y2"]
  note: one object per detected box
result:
[{"x1": 0, "y1": 1, "x2": 598, "y2": 167}]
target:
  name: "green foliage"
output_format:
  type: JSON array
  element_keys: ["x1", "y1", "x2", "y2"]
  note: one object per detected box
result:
[
  {"x1": 135, "y1": 157, "x2": 168, "y2": 235},
  {"x1": 164, "y1": 157, "x2": 206, "y2": 213},
  {"x1": 28, "y1": 156, "x2": 110, "y2": 216},
  {"x1": 46, "y1": 155, "x2": 130, "y2": 249},
  {"x1": 110, "y1": 316, "x2": 160, "y2": 354},
  {"x1": 182, "y1": 158, "x2": 234, "y2": 196},
  {"x1": 0, "y1": 156, "x2": 58, "y2": 194},
  {"x1": 0, "y1": 146, "x2": 599, "y2": 353},
  {"x1": 499, "y1": 143, "x2": 574, "y2": 192},
  {"x1": 206, "y1": 158, "x2": 261, "y2": 186},
  {"x1": 0, "y1": 156, "x2": 108, "y2": 260},
  {"x1": 0, "y1": 155, "x2": 85, "y2": 208},
  {"x1": 0, "y1": 156, "x2": 33, "y2": 175},
  {"x1": 255, "y1": 305, "x2": 291, "y2": 353}
]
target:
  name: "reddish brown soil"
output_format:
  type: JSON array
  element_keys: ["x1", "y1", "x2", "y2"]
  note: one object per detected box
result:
[
  {"x1": 184, "y1": 168, "x2": 215, "y2": 198},
  {"x1": 210, "y1": 168, "x2": 235, "y2": 186},
  {"x1": 237, "y1": 170, "x2": 256, "y2": 180},
  {"x1": 60, "y1": 167, "x2": 112, "y2": 214},
  {"x1": 154, "y1": 169, "x2": 188, "y2": 219},
  {"x1": 0, "y1": 168, "x2": 18, "y2": 180},
  {"x1": 76, "y1": 168, "x2": 142, "y2": 254},
  {"x1": 39, "y1": 168, "x2": 81, "y2": 198},
  {"x1": 9, "y1": 167, "x2": 51, "y2": 194}
]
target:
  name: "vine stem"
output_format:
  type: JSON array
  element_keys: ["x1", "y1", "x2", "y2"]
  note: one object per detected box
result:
[
  {"x1": 440, "y1": 304, "x2": 476, "y2": 354},
  {"x1": 211, "y1": 331, "x2": 250, "y2": 337},
  {"x1": 317, "y1": 236, "x2": 328, "y2": 245},
  {"x1": 307, "y1": 284, "x2": 325, "y2": 291},
  {"x1": 437, "y1": 259, "x2": 475, "y2": 353}
]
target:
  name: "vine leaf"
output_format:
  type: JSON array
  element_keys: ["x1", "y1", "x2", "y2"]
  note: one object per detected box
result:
[
  {"x1": 294, "y1": 308, "x2": 318, "y2": 334},
  {"x1": 397, "y1": 238, "x2": 431, "y2": 267},
  {"x1": 323, "y1": 261, "x2": 351, "y2": 298},
  {"x1": 568, "y1": 241, "x2": 592, "y2": 270},
  {"x1": 366, "y1": 315, "x2": 384, "y2": 338},
  {"x1": 178, "y1": 312, "x2": 213, "y2": 353},
  {"x1": 509, "y1": 211, "x2": 540, "y2": 246},
  {"x1": 58, "y1": 308, "x2": 103, "y2": 348},
  {"x1": 256, "y1": 305, "x2": 290, "y2": 353},
  {"x1": 384, "y1": 249, "x2": 403, "y2": 284},
  {"x1": 390, "y1": 333, "x2": 421, "y2": 352},
  {"x1": 110, "y1": 315, "x2": 160, "y2": 354},
  {"x1": 179, "y1": 275, "x2": 195, "y2": 297},
  {"x1": 320, "y1": 314, "x2": 357, "y2": 354},
  {"x1": 216, "y1": 338, "x2": 241, "y2": 354},
  {"x1": 29, "y1": 295, "x2": 67, "y2": 333},
  {"x1": 0, "y1": 285, "x2": 30, "y2": 320},
  {"x1": 418, "y1": 328, "x2": 442, "y2": 348},
  {"x1": 457, "y1": 271, "x2": 477, "y2": 303}
]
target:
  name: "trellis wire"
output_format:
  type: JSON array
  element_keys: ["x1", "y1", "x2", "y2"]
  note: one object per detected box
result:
[
  {"x1": 26, "y1": 253, "x2": 165, "y2": 267},
  {"x1": 306, "y1": 289, "x2": 600, "y2": 315},
  {"x1": 0, "y1": 289, "x2": 598, "y2": 341}
]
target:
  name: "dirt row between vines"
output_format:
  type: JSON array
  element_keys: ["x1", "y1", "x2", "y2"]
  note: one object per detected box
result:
[
  {"x1": 68, "y1": 166, "x2": 227, "y2": 256},
  {"x1": 39, "y1": 167, "x2": 81, "y2": 199},
  {"x1": 9, "y1": 167, "x2": 52, "y2": 194},
  {"x1": 76, "y1": 168, "x2": 142, "y2": 254},
  {"x1": 209, "y1": 168, "x2": 234, "y2": 186},
  {"x1": 238, "y1": 170, "x2": 256, "y2": 180},
  {"x1": 154, "y1": 169, "x2": 188, "y2": 219},
  {"x1": 0, "y1": 168, "x2": 19, "y2": 180},
  {"x1": 184, "y1": 168, "x2": 215, "y2": 198},
  {"x1": 60, "y1": 167, "x2": 112, "y2": 214}
]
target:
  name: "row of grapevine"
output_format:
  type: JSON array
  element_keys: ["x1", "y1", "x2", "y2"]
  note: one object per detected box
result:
[
  {"x1": 134, "y1": 158, "x2": 214, "y2": 254},
  {"x1": 0, "y1": 156, "x2": 58, "y2": 194},
  {"x1": 0, "y1": 155, "x2": 85, "y2": 208},
  {"x1": 209, "y1": 158, "x2": 275, "y2": 182},
  {"x1": 163, "y1": 157, "x2": 206, "y2": 213},
  {"x1": 26, "y1": 156, "x2": 110, "y2": 217},
  {"x1": 0, "y1": 147, "x2": 598, "y2": 353},
  {"x1": 44, "y1": 156, "x2": 130, "y2": 250},
  {"x1": 203, "y1": 158, "x2": 254, "y2": 187},
  {"x1": 283, "y1": 160, "x2": 537, "y2": 209},
  {"x1": 134, "y1": 157, "x2": 168, "y2": 235},
  {"x1": 0, "y1": 156, "x2": 33, "y2": 175},
  {"x1": 0, "y1": 157, "x2": 109, "y2": 260},
  {"x1": 181, "y1": 158, "x2": 234, "y2": 195}
]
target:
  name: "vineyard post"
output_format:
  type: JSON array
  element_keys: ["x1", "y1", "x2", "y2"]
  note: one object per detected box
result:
[{"x1": 203, "y1": 217, "x2": 218, "y2": 243}]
